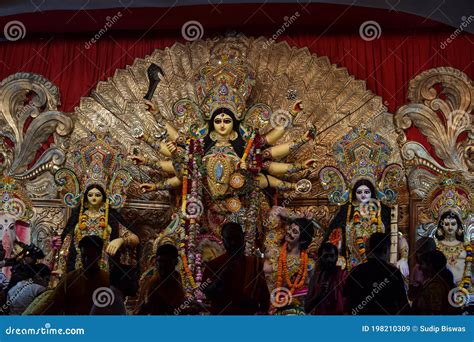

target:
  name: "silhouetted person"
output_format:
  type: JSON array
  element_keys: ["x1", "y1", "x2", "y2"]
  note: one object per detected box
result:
[
  {"x1": 40, "y1": 235, "x2": 109, "y2": 315},
  {"x1": 344, "y1": 232, "x2": 408, "y2": 315},
  {"x1": 411, "y1": 250, "x2": 458, "y2": 315},
  {"x1": 203, "y1": 222, "x2": 270, "y2": 315},
  {"x1": 408, "y1": 237, "x2": 436, "y2": 301},
  {"x1": 305, "y1": 242, "x2": 347, "y2": 314},
  {"x1": 7, "y1": 263, "x2": 50, "y2": 315},
  {"x1": 138, "y1": 244, "x2": 186, "y2": 315}
]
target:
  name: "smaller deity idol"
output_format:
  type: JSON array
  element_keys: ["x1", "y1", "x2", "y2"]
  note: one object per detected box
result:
[
  {"x1": 426, "y1": 176, "x2": 473, "y2": 292},
  {"x1": 319, "y1": 127, "x2": 409, "y2": 275},
  {"x1": 264, "y1": 206, "x2": 316, "y2": 315},
  {"x1": 53, "y1": 132, "x2": 139, "y2": 280},
  {"x1": 436, "y1": 211, "x2": 468, "y2": 285}
]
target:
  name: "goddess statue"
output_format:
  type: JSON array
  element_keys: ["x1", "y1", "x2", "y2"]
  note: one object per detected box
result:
[
  {"x1": 319, "y1": 127, "x2": 409, "y2": 276},
  {"x1": 52, "y1": 132, "x2": 139, "y2": 282},
  {"x1": 132, "y1": 42, "x2": 316, "y2": 295},
  {"x1": 426, "y1": 176, "x2": 473, "y2": 292}
]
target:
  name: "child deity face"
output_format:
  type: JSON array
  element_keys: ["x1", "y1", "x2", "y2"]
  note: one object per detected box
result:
[
  {"x1": 355, "y1": 185, "x2": 371, "y2": 205},
  {"x1": 87, "y1": 187, "x2": 104, "y2": 208},
  {"x1": 441, "y1": 217, "x2": 458, "y2": 238}
]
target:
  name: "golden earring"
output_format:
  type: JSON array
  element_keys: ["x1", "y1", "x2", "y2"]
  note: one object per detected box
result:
[
  {"x1": 210, "y1": 131, "x2": 218, "y2": 142},
  {"x1": 230, "y1": 131, "x2": 238, "y2": 141}
]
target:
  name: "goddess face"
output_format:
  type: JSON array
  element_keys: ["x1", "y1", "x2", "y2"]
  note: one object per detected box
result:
[
  {"x1": 285, "y1": 223, "x2": 301, "y2": 245},
  {"x1": 87, "y1": 187, "x2": 104, "y2": 207},
  {"x1": 441, "y1": 217, "x2": 458, "y2": 238},
  {"x1": 355, "y1": 185, "x2": 371, "y2": 204},
  {"x1": 213, "y1": 113, "x2": 233, "y2": 137}
]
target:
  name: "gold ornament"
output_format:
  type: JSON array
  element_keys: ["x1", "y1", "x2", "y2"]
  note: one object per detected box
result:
[
  {"x1": 229, "y1": 172, "x2": 245, "y2": 189},
  {"x1": 225, "y1": 197, "x2": 242, "y2": 213}
]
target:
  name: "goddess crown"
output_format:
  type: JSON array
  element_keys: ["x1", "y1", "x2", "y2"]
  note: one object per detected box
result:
[
  {"x1": 426, "y1": 175, "x2": 472, "y2": 223},
  {"x1": 54, "y1": 132, "x2": 132, "y2": 209},
  {"x1": 319, "y1": 126, "x2": 403, "y2": 205}
]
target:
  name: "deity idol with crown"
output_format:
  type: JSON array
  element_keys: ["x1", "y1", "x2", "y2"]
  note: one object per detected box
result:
[
  {"x1": 132, "y1": 41, "x2": 316, "y2": 295},
  {"x1": 425, "y1": 175, "x2": 473, "y2": 292},
  {"x1": 319, "y1": 127, "x2": 409, "y2": 276},
  {"x1": 52, "y1": 132, "x2": 139, "y2": 281}
]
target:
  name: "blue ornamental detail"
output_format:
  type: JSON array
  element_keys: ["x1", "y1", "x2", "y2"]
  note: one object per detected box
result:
[
  {"x1": 215, "y1": 161, "x2": 223, "y2": 181},
  {"x1": 219, "y1": 84, "x2": 228, "y2": 95},
  {"x1": 93, "y1": 164, "x2": 101, "y2": 173}
]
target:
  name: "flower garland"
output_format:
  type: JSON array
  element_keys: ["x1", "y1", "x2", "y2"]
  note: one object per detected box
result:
[
  {"x1": 75, "y1": 195, "x2": 111, "y2": 270},
  {"x1": 348, "y1": 199, "x2": 383, "y2": 264},
  {"x1": 178, "y1": 138, "x2": 206, "y2": 297},
  {"x1": 460, "y1": 243, "x2": 472, "y2": 291},
  {"x1": 276, "y1": 242, "x2": 308, "y2": 296}
]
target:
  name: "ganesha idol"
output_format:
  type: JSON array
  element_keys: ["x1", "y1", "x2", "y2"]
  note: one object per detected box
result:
[{"x1": 0, "y1": 176, "x2": 33, "y2": 278}]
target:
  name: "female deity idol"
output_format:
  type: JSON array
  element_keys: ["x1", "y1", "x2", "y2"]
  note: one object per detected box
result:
[
  {"x1": 131, "y1": 44, "x2": 316, "y2": 295},
  {"x1": 426, "y1": 176, "x2": 473, "y2": 292},
  {"x1": 319, "y1": 127, "x2": 409, "y2": 276},
  {"x1": 52, "y1": 132, "x2": 139, "y2": 280}
]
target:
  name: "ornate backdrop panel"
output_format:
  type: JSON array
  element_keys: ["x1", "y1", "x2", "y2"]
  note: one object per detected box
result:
[{"x1": 0, "y1": 35, "x2": 472, "y2": 267}]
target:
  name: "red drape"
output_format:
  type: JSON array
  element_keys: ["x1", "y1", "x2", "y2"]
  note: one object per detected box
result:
[
  {"x1": 1, "y1": 31, "x2": 471, "y2": 114},
  {"x1": 0, "y1": 4, "x2": 472, "y2": 159}
]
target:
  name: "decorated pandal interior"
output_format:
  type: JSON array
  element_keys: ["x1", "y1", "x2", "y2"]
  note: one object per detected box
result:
[{"x1": 0, "y1": 36, "x2": 472, "y2": 315}]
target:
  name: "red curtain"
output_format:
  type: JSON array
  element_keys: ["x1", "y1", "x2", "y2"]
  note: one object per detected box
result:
[{"x1": 0, "y1": 31, "x2": 471, "y2": 114}]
